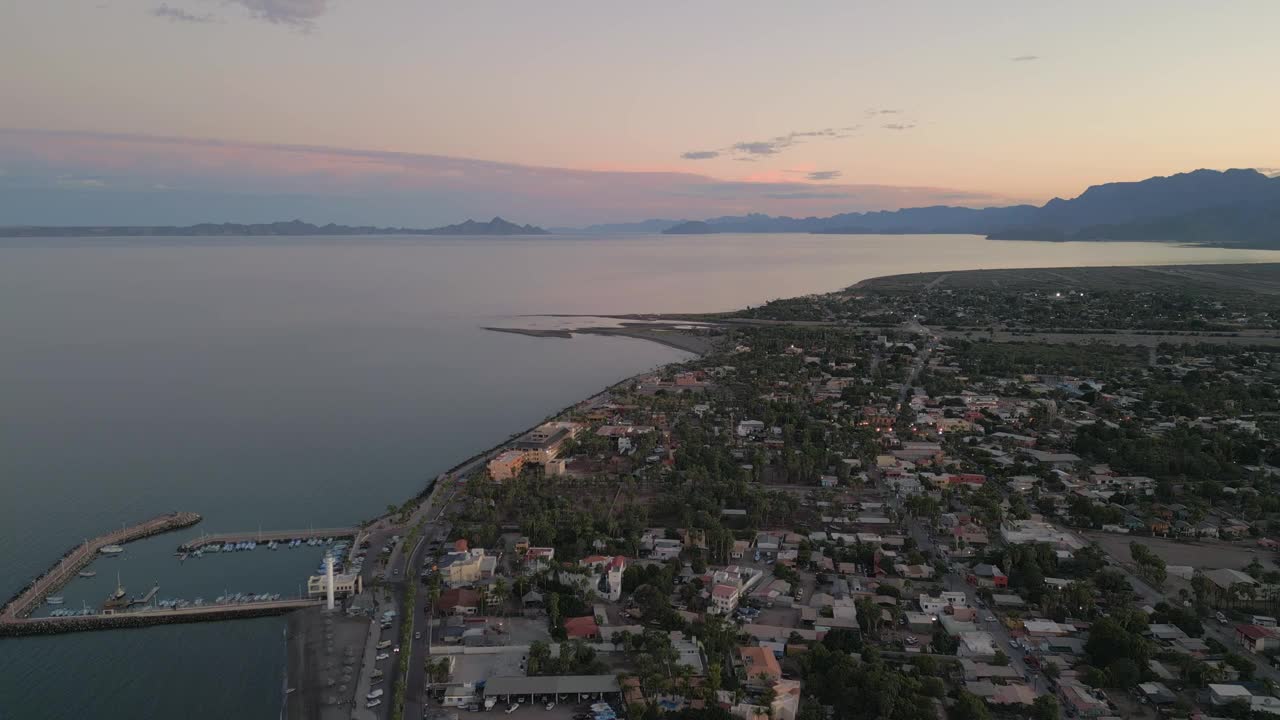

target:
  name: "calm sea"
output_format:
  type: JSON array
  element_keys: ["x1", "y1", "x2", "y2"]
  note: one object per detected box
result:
[{"x1": 3, "y1": 233, "x2": 1278, "y2": 718}]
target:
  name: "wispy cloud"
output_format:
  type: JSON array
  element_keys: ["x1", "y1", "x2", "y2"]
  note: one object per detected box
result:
[
  {"x1": 866, "y1": 108, "x2": 900, "y2": 116},
  {"x1": 230, "y1": 0, "x2": 331, "y2": 28},
  {"x1": 1011, "y1": 55, "x2": 1040, "y2": 62},
  {"x1": 1254, "y1": 166, "x2": 1280, "y2": 177},
  {"x1": 882, "y1": 123, "x2": 916, "y2": 131},
  {"x1": 764, "y1": 191, "x2": 851, "y2": 200},
  {"x1": 681, "y1": 124, "x2": 861, "y2": 162},
  {"x1": 151, "y1": 4, "x2": 215, "y2": 23},
  {"x1": 806, "y1": 170, "x2": 842, "y2": 181}
]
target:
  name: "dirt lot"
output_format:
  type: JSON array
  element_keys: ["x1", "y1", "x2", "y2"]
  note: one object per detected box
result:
[{"x1": 1085, "y1": 531, "x2": 1280, "y2": 573}]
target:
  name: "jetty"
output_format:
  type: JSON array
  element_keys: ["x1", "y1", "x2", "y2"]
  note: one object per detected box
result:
[
  {"x1": 0, "y1": 511, "x2": 201, "y2": 622},
  {"x1": 0, "y1": 599, "x2": 320, "y2": 638},
  {"x1": 178, "y1": 527, "x2": 358, "y2": 552}
]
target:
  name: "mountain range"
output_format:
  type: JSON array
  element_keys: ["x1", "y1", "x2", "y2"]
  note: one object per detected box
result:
[
  {"x1": 0, "y1": 216, "x2": 548, "y2": 238},
  {"x1": 655, "y1": 169, "x2": 1280, "y2": 248}
]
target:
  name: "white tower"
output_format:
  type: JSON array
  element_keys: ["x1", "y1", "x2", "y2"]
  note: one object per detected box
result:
[{"x1": 325, "y1": 553, "x2": 336, "y2": 611}]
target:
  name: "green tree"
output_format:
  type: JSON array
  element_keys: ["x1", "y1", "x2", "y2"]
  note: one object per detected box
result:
[{"x1": 1031, "y1": 695, "x2": 1060, "y2": 720}]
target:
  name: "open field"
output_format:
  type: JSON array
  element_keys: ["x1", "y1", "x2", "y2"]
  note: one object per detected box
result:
[
  {"x1": 1084, "y1": 531, "x2": 1280, "y2": 573},
  {"x1": 856, "y1": 263, "x2": 1280, "y2": 295}
]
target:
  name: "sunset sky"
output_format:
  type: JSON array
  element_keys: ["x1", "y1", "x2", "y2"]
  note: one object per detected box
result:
[{"x1": 2, "y1": 1, "x2": 1278, "y2": 226}]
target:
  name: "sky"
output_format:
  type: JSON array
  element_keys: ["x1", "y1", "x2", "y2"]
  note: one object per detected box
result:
[{"x1": 1, "y1": 1, "x2": 1278, "y2": 227}]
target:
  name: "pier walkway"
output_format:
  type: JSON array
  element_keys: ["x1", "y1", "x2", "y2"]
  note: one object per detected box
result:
[
  {"x1": 0, "y1": 599, "x2": 321, "y2": 638},
  {"x1": 178, "y1": 527, "x2": 358, "y2": 551},
  {"x1": 0, "y1": 511, "x2": 201, "y2": 621}
]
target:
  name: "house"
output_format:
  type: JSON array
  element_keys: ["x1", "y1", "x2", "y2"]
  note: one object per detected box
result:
[
  {"x1": 990, "y1": 685, "x2": 1037, "y2": 707},
  {"x1": 957, "y1": 632, "x2": 997, "y2": 659},
  {"x1": 1058, "y1": 682, "x2": 1109, "y2": 718},
  {"x1": 739, "y1": 646, "x2": 783, "y2": 687},
  {"x1": 437, "y1": 588, "x2": 482, "y2": 615},
  {"x1": 1236, "y1": 624, "x2": 1280, "y2": 654},
  {"x1": 969, "y1": 564, "x2": 1008, "y2": 589},
  {"x1": 650, "y1": 538, "x2": 683, "y2": 561},
  {"x1": 737, "y1": 420, "x2": 766, "y2": 437},
  {"x1": 564, "y1": 615, "x2": 600, "y2": 640},
  {"x1": 1209, "y1": 684, "x2": 1253, "y2": 706},
  {"x1": 523, "y1": 547, "x2": 556, "y2": 572}
]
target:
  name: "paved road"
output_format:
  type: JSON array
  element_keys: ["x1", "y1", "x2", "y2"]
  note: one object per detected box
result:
[
  {"x1": 903, "y1": 514, "x2": 1046, "y2": 692},
  {"x1": 1097, "y1": 551, "x2": 1280, "y2": 687}
]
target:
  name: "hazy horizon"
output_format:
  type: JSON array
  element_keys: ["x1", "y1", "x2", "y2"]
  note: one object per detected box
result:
[{"x1": 3, "y1": 2, "x2": 1279, "y2": 227}]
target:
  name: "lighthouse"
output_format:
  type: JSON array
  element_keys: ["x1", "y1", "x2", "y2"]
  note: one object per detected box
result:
[{"x1": 324, "y1": 553, "x2": 335, "y2": 611}]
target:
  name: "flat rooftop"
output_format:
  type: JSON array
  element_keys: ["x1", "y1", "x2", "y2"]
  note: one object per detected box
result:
[{"x1": 484, "y1": 675, "x2": 620, "y2": 697}]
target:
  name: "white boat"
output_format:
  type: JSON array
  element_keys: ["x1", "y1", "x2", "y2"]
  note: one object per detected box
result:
[
  {"x1": 78, "y1": 570, "x2": 97, "y2": 578},
  {"x1": 99, "y1": 545, "x2": 124, "y2": 555},
  {"x1": 47, "y1": 596, "x2": 65, "y2": 605}
]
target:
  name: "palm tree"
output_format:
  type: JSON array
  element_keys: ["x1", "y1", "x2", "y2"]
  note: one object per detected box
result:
[{"x1": 492, "y1": 577, "x2": 509, "y2": 616}]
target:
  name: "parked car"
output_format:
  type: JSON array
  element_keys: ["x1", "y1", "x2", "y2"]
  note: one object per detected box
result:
[{"x1": 506, "y1": 703, "x2": 521, "y2": 714}]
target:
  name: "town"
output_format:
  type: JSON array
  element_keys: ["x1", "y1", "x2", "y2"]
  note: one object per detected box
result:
[{"x1": 297, "y1": 264, "x2": 1280, "y2": 720}]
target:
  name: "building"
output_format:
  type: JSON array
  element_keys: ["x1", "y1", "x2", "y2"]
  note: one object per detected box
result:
[
  {"x1": 1058, "y1": 682, "x2": 1108, "y2": 718},
  {"x1": 958, "y1": 632, "x2": 997, "y2": 659},
  {"x1": 711, "y1": 584, "x2": 741, "y2": 615},
  {"x1": 579, "y1": 555, "x2": 627, "y2": 602},
  {"x1": 1236, "y1": 624, "x2": 1280, "y2": 654},
  {"x1": 523, "y1": 547, "x2": 556, "y2": 572},
  {"x1": 969, "y1": 564, "x2": 1008, "y2": 589},
  {"x1": 437, "y1": 545, "x2": 498, "y2": 587},
  {"x1": 513, "y1": 422, "x2": 581, "y2": 463},
  {"x1": 307, "y1": 572, "x2": 362, "y2": 599},
  {"x1": 738, "y1": 646, "x2": 782, "y2": 687},
  {"x1": 487, "y1": 450, "x2": 528, "y2": 481},
  {"x1": 564, "y1": 615, "x2": 600, "y2": 640},
  {"x1": 437, "y1": 588, "x2": 482, "y2": 615}
]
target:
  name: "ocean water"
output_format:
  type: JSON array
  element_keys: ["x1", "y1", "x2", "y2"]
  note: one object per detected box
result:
[{"x1": 2, "y1": 233, "x2": 1278, "y2": 718}]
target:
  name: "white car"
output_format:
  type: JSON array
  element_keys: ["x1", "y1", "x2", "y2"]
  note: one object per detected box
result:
[
  {"x1": 506, "y1": 703, "x2": 520, "y2": 714},
  {"x1": 545, "y1": 702, "x2": 556, "y2": 711},
  {"x1": 985, "y1": 615, "x2": 996, "y2": 622},
  {"x1": 376, "y1": 653, "x2": 390, "y2": 661}
]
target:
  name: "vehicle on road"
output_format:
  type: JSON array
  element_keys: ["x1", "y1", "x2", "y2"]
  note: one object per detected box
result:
[
  {"x1": 368, "y1": 689, "x2": 385, "y2": 701},
  {"x1": 367, "y1": 699, "x2": 382, "y2": 708},
  {"x1": 415, "y1": 631, "x2": 422, "y2": 639},
  {"x1": 545, "y1": 702, "x2": 556, "y2": 711},
  {"x1": 1008, "y1": 639, "x2": 1017, "y2": 648},
  {"x1": 485, "y1": 698, "x2": 498, "y2": 710},
  {"x1": 985, "y1": 615, "x2": 996, "y2": 622},
  {"x1": 506, "y1": 703, "x2": 520, "y2": 714},
  {"x1": 376, "y1": 653, "x2": 390, "y2": 661},
  {"x1": 1217, "y1": 611, "x2": 1229, "y2": 624}
]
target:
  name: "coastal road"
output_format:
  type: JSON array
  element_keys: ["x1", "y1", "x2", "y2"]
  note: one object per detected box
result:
[{"x1": 403, "y1": 484, "x2": 460, "y2": 720}]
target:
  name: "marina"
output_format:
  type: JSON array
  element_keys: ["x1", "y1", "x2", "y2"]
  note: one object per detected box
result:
[
  {"x1": 0, "y1": 511, "x2": 201, "y2": 623},
  {"x1": 177, "y1": 527, "x2": 358, "y2": 554}
]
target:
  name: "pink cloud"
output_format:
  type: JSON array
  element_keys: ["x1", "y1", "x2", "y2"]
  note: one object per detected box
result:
[{"x1": 0, "y1": 129, "x2": 1025, "y2": 225}]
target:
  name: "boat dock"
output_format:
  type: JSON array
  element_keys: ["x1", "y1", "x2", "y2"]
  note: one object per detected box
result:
[
  {"x1": 178, "y1": 527, "x2": 358, "y2": 552},
  {"x1": 0, "y1": 511, "x2": 201, "y2": 622},
  {"x1": 0, "y1": 598, "x2": 321, "y2": 638},
  {"x1": 132, "y1": 585, "x2": 161, "y2": 606}
]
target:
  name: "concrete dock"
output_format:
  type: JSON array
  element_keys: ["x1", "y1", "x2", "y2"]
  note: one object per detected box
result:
[
  {"x1": 0, "y1": 511, "x2": 201, "y2": 621},
  {"x1": 0, "y1": 598, "x2": 320, "y2": 637},
  {"x1": 178, "y1": 527, "x2": 358, "y2": 551}
]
